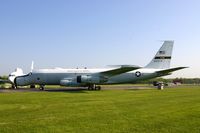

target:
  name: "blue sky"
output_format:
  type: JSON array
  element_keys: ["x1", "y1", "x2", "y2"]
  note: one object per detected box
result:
[{"x1": 0, "y1": 0, "x2": 200, "y2": 78}]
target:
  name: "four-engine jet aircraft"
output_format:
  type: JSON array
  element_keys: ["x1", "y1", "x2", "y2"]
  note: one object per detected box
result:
[{"x1": 0, "y1": 41, "x2": 187, "y2": 90}]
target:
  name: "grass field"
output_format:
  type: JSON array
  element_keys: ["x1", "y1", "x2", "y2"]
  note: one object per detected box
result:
[{"x1": 0, "y1": 86, "x2": 200, "y2": 133}]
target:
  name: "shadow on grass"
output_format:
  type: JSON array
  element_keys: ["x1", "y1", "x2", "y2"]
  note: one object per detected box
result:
[
  {"x1": 44, "y1": 88, "x2": 88, "y2": 93},
  {"x1": 0, "y1": 87, "x2": 89, "y2": 93},
  {"x1": 0, "y1": 86, "x2": 157, "y2": 93}
]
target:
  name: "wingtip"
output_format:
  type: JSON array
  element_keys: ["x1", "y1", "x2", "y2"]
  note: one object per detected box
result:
[{"x1": 182, "y1": 67, "x2": 189, "y2": 69}]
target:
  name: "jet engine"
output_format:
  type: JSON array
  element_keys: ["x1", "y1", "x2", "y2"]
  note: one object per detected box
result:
[
  {"x1": 77, "y1": 75, "x2": 108, "y2": 84},
  {"x1": 60, "y1": 78, "x2": 80, "y2": 87}
]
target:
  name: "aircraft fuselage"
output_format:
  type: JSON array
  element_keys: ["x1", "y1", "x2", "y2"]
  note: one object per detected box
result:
[{"x1": 15, "y1": 68, "x2": 160, "y2": 87}]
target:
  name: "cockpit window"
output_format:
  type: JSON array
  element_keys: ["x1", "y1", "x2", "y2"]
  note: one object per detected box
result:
[{"x1": 17, "y1": 72, "x2": 32, "y2": 78}]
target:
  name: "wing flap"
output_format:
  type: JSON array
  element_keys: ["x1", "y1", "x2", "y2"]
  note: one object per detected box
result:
[{"x1": 100, "y1": 65, "x2": 140, "y2": 77}]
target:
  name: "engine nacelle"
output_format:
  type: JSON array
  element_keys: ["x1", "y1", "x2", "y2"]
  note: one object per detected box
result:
[
  {"x1": 77, "y1": 75, "x2": 107, "y2": 84},
  {"x1": 60, "y1": 79, "x2": 79, "y2": 87}
]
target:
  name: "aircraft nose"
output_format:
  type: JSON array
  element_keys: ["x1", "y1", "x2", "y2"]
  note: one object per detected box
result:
[{"x1": 8, "y1": 76, "x2": 15, "y2": 83}]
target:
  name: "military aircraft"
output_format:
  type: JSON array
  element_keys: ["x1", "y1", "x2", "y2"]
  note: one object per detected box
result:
[{"x1": 0, "y1": 41, "x2": 187, "y2": 90}]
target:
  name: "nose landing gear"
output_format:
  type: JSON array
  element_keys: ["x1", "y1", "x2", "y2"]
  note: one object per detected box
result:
[{"x1": 11, "y1": 84, "x2": 17, "y2": 90}]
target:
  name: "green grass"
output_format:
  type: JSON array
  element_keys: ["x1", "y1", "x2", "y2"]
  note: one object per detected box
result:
[{"x1": 0, "y1": 86, "x2": 200, "y2": 133}]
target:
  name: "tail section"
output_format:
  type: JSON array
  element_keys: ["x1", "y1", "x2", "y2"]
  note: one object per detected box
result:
[{"x1": 145, "y1": 41, "x2": 174, "y2": 69}]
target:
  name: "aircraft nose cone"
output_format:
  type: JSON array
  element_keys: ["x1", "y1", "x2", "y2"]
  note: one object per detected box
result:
[{"x1": 8, "y1": 76, "x2": 15, "y2": 83}]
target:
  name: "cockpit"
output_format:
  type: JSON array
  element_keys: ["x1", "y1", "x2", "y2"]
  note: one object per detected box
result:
[{"x1": 19, "y1": 72, "x2": 32, "y2": 78}]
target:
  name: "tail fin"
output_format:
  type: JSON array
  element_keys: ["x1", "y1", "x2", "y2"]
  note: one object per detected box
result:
[{"x1": 145, "y1": 41, "x2": 174, "y2": 69}]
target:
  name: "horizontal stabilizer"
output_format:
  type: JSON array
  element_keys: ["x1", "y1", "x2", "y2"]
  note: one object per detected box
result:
[
  {"x1": 156, "y1": 67, "x2": 188, "y2": 75},
  {"x1": 101, "y1": 65, "x2": 140, "y2": 77},
  {"x1": 107, "y1": 65, "x2": 138, "y2": 67}
]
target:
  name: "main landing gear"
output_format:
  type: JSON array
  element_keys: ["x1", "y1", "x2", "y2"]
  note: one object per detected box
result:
[
  {"x1": 88, "y1": 84, "x2": 101, "y2": 91},
  {"x1": 39, "y1": 85, "x2": 45, "y2": 91},
  {"x1": 30, "y1": 85, "x2": 35, "y2": 88}
]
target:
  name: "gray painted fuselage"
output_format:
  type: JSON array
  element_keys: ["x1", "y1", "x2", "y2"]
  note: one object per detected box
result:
[{"x1": 15, "y1": 68, "x2": 159, "y2": 86}]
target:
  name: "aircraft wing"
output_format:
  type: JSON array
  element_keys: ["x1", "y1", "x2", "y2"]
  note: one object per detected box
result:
[
  {"x1": 100, "y1": 65, "x2": 140, "y2": 77},
  {"x1": 156, "y1": 67, "x2": 188, "y2": 76}
]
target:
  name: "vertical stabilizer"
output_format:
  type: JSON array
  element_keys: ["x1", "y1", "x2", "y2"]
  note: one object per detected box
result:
[{"x1": 145, "y1": 41, "x2": 174, "y2": 69}]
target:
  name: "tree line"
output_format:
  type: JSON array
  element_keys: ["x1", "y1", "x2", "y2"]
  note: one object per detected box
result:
[{"x1": 139, "y1": 78, "x2": 200, "y2": 84}]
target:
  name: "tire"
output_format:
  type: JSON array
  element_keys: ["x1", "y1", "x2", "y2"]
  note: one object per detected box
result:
[
  {"x1": 12, "y1": 85, "x2": 17, "y2": 90},
  {"x1": 30, "y1": 85, "x2": 35, "y2": 88},
  {"x1": 39, "y1": 86, "x2": 45, "y2": 91},
  {"x1": 98, "y1": 86, "x2": 101, "y2": 90}
]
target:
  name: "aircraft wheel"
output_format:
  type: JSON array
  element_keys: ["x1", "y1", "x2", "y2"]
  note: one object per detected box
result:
[
  {"x1": 88, "y1": 85, "x2": 93, "y2": 91},
  {"x1": 92, "y1": 84, "x2": 95, "y2": 91},
  {"x1": 93, "y1": 85, "x2": 101, "y2": 91},
  {"x1": 12, "y1": 85, "x2": 17, "y2": 90},
  {"x1": 97, "y1": 86, "x2": 101, "y2": 90},
  {"x1": 88, "y1": 84, "x2": 97, "y2": 91},
  {"x1": 88, "y1": 86, "x2": 91, "y2": 90},
  {"x1": 39, "y1": 85, "x2": 45, "y2": 91},
  {"x1": 30, "y1": 85, "x2": 35, "y2": 88}
]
